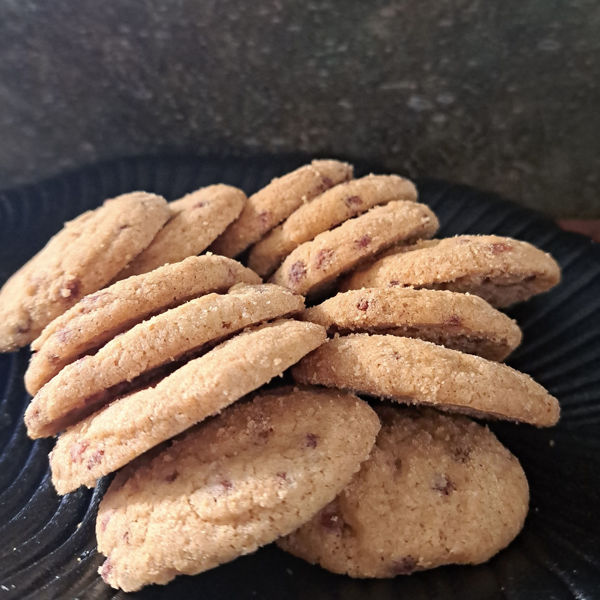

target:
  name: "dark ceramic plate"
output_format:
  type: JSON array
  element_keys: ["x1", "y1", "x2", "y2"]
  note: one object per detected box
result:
[{"x1": 0, "y1": 156, "x2": 599, "y2": 600}]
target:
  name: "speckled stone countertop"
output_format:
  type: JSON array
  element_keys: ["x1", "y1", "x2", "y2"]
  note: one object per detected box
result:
[{"x1": 0, "y1": 1, "x2": 598, "y2": 217}]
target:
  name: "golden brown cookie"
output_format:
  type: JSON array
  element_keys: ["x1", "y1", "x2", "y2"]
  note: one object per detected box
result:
[
  {"x1": 25, "y1": 284, "x2": 304, "y2": 439},
  {"x1": 292, "y1": 334, "x2": 560, "y2": 426},
  {"x1": 116, "y1": 185, "x2": 246, "y2": 278},
  {"x1": 0, "y1": 192, "x2": 170, "y2": 351},
  {"x1": 269, "y1": 201, "x2": 438, "y2": 297},
  {"x1": 248, "y1": 174, "x2": 417, "y2": 278},
  {"x1": 49, "y1": 322, "x2": 328, "y2": 494},
  {"x1": 209, "y1": 160, "x2": 353, "y2": 258},
  {"x1": 301, "y1": 288, "x2": 522, "y2": 361},
  {"x1": 278, "y1": 407, "x2": 529, "y2": 577},
  {"x1": 94, "y1": 386, "x2": 379, "y2": 591},
  {"x1": 26, "y1": 256, "x2": 260, "y2": 395},
  {"x1": 340, "y1": 235, "x2": 561, "y2": 307}
]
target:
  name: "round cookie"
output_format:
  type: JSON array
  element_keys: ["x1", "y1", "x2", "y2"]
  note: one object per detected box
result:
[
  {"x1": 0, "y1": 192, "x2": 170, "y2": 351},
  {"x1": 301, "y1": 288, "x2": 522, "y2": 361},
  {"x1": 278, "y1": 406, "x2": 529, "y2": 577},
  {"x1": 26, "y1": 284, "x2": 304, "y2": 439},
  {"x1": 248, "y1": 174, "x2": 417, "y2": 278},
  {"x1": 95, "y1": 386, "x2": 379, "y2": 591},
  {"x1": 209, "y1": 159, "x2": 353, "y2": 258},
  {"x1": 340, "y1": 235, "x2": 561, "y2": 307},
  {"x1": 49, "y1": 321, "x2": 328, "y2": 494},
  {"x1": 26, "y1": 256, "x2": 260, "y2": 394},
  {"x1": 292, "y1": 334, "x2": 560, "y2": 426},
  {"x1": 117, "y1": 184, "x2": 246, "y2": 278},
  {"x1": 269, "y1": 201, "x2": 439, "y2": 297}
]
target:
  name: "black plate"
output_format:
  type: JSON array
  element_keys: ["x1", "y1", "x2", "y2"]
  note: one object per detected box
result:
[{"x1": 1, "y1": 156, "x2": 599, "y2": 600}]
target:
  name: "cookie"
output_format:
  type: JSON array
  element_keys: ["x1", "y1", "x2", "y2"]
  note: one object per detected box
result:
[
  {"x1": 301, "y1": 288, "x2": 522, "y2": 361},
  {"x1": 209, "y1": 159, "x2": 353, "y2": 258},
  {"x1": 117, "y1": 185, "x2": 246, "y2": 278},
  {"x1": 26, "y1": 256, "x2": 260, "y2": 395},
  {"x1": 94, "y1": 386, "x2": 379, "y2": 591},
  {"x1": 292, "y1": 334, "x2": 560, "y2": 426},
  {"x1": 49, "y1": 321, "x2": 328, "y2": 494},
  {"x1": 26, "y1": 284, "x2": 304, "y2": 439},
  {"x1": 340, "y1": 235, "x2": 561, "y2": 307},
  {"x1": 278, "y1": 406, "x2": 529, "y2": 577},
  {"x1": 248, "y1": 174, "x2": 417, "y2": 278},
  {"x1": 0, "y1": 192, "x2": 170, "y2": 351},
  {"x1": 269, "y1": 201, "x2": 438, "y2": 297}
]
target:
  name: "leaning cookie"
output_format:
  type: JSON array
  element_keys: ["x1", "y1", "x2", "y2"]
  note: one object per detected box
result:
[
  {"x1": 210, "y1": 159, "x2": 353, "y2": 258},
  {"x1": 26, "y1": 284, "x2": 304, "y2": 439},
  {"x1": 340, "y1": 235, "x2": 561, "y2": 307},
  {"x1": 278, "y1": 406, "x2": 529, "y2": 577},
  {"x1": 116, "y1": 184, "x2": 246, "y2": 278},
  {"x1": 95, "y1": 386, "x2": 379, "y2": 591},
  {"x1": 248, "y1": 174, "x2": 417, "y2": 278},
  {"x1": 301, "y1": 288, "x2": 522, "y2": 361},
  {"x1": 0, "y1": 192, "x2": 170, "y2": 351},
  {"x1": 269, "y1": 201, "x2": 438, "y2": 297},
  {"x1": 26, "y1": 256, "x2": 260, "y2": 395},
  {"x1": 49, "y1": 321, "x2": 328, "y2": 494},
  {"x1": 292, "y1": 334, "x2": 560, "y2": 426}
]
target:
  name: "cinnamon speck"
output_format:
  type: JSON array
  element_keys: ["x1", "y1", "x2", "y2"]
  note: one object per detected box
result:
[
  {"x1": 86, "y1": 449, "x2": 104, "y2": 470},
  {"x1": 165, "y1": 470, "x2": 179, "y2": 482},
  {"x1": 452, "y1": 446, "x2": 472, "y2": 463},
  {"x1": 99, "y1": 511, "x2": 112, "y2": 532},
  {"x1": 57, "y1": 328, "x2": 72, "y2": 343},
  {"x1": 100, "y1": 559, "x2": 113, "y2": 582},
  {"x1": 391, "y1": 555, "x2": 417, "y2": 575},
  {"x1": 320, "y1": 506, "x2": 344, "y2": 531},
  {"x1": 314, "y1": 248, "x2": 335, "y2": 270},
  {"x1": 70, "y1": 441, "x2": 89, "y2": 462},
  {"x1": 345, "y1": 195, "x2": 363, "y2": 207},
  {"x1": 288, "y1": 261, "x2": 307, "y2": 284},
  {"x1": 445, "y1": 315, "x2": 462, "y2": 327},
  {"x1": 305, "y1": 433, "x2": 318, "y2": 448},
  {"x1": 356, "y1": 299, "x2": 370, "y2": 311},
  {"x1": 62, "y1": 278, "x2": 81, "y2": 299},
  {"x1": 354, "y1": 234, "x2": 371, "y2": 249},
  {"x1": 432, "y1": 473, "x2": 456, "y2": 495},
  {"x1": 490, "y1": 242, "x2": 513, "y2": 254},
  {"x1": 258, "y1": 210, "x2": 271, "y2": 232}
]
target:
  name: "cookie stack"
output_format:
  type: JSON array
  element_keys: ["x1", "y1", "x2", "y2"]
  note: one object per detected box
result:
[
  {"x1": 24, "y1": 269, "x2": 326, "y2": 484},
  {"x1": 0, "y1": 160, "x2": 563, "y2": 592}
]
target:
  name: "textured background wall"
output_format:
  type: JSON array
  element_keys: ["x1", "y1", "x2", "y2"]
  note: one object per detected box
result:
[{"x1": 0, "y1": 0, "x2": 598, "y2": 216}]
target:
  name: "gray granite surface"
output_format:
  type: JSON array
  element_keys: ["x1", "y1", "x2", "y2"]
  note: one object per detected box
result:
[{"x1": 0, "y1": 0, "x2": 598, "y2": 217}]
